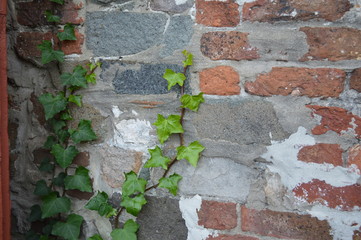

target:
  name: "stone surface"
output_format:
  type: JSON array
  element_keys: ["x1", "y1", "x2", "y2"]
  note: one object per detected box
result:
[
  {"x1": 86, "y1": 12, "x2": 167, "y2": 56},
  {"x1": 199, "y1": 66, "x2": 240, "y2": 96},
  {"x1": 293, "y1": 179, "x2": 361, "y2": 210},
  {"x1": 207, "y1": 235, "x2": 259, "y2": 240},
  {"x1": 195, "y1": 0, "x2": 240, "y2": 27},
  {"x1": 300, "y1": 27, "x2": 361, "y2": 61},
  {"x1": 242, "y1": 0, "x2": 351, "y2": 22},
  {"x1": 73, "y1": 152, "x2": 90, "y2": 167},
  {"x1": 241, "y1": 206, "x2": 332, "y2": 239},
  {"x1": 200, "y1": 31, "x2": 259, "y2": 61},
  {"x1": 198, "y1": 200, "x2": 237, "y2": 230},
  {"x1": 245, "y1": 67, "x2": 345, "y2": 97},
  {"x1": 150, "y1": 0, "x2": 193, "y2": 13},
  {"x1": 348, "y1": 144, "x2": 361, "y2": 173},
  {"x1": 297, "y1": 144, "x2": 343, "y2": 166},
  {"x1": 66, "y1": 189, "x2": 93, "y2": 200},
  {"x1": 350, "y1": 68, "x2": 361, "y2": 92},
  {"x1": 30, "y1": 93, "x2": 46, "y2": 126},
  {"x1": 137, "y1": 196, "x2": 187, "y2": 240}
]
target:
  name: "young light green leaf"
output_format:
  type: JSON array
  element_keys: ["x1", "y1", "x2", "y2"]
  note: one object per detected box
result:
[
  {"x1": 61, "y1": 65, "x2": 88, "y2": 88},
  {"x1": 38, "y1": 158, "x2": 54, "y2": 172},
  {"x1": 181, "y1": 93, "x2": 204, "y2": 112},
  {"x1": 120, "y1": 194, "x2": 147, "y2": 216},
  {"x1": 44, "y1": 10, "x2": 60, "y2": 22},
  {"x1": 69, "y1": 119, "x2": 97, "y2": 144},
  {"x1": 68, "y1": 95, "x2": 82, "y2": 107},
  {"x1": 28, "y1": 205, "x2": 42, "y2": 222},
  {"x1": 111, "y1": 219, "x2": 139, "y2": 240},
  {"x1": 57, "y1": 23, "x2": 77, "y2": 41},
  {"x1": 122, "y1": 171, "x2": 147, "y2": 196},
  {"x1": 158, "y1": 173, "x2": 182, "y2": 196},
  {"x1": 176, "y1": 141, "x2": 205, "y2": 167},
  {"x1": 144, "y1": 146, "x2": 171, "y2": 170},
  {"x1": 51, "y1": 144, "x2": 79, "y2": 168},
  {"x1": 51, "y1": 214, "x2": 83, "y2": 240},
  {"x1": 34, "y1": 180, "x2": 52, "y2": 196},
  {"x1": 153, "y1": 114, "x2": 184, "y2": 144},
  {"x1": 52, "y1": 172, "x2": 67, "y2": 187},
  {"x1": 163, "y1": 69, "x2": 186, "y2": 90},
  {"x1": 86, "y1": 73, "x2": 97, "y2": 84},
  {"x1": 182, "y1": 50, "x2": 193, "y2": 67},
  {"x1": 41, "y1": 192, "x2": 70, "y2": 218},
  {"x1": 85, "y1": 191, "x2": 116, "y2": 217},
  {"x1": 38, "y1": 92, "x2": 67, "y2": 120},
  {"x1": 37, "y1": 40, "x2": 64, "y2": 64},
  {"x1": 88, "y1": 234, "x2": 104, "y2": 240},
  {"x1": 64, "y1": 166, "x2": 92, "y2": 192},
  {"x1": 50, "y1": 0, "x2": 64, "y2": 4}
]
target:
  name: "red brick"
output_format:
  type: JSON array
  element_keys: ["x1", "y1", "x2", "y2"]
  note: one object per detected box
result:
[
  {"x1": 350, "y1": 68, "x2": 361, "y2": 92},
  {"x1": 200, "y1": 31, "x2": 259, "y2": 61},
  {"x1": 199, "y1": 66, "x2": 240, "y2": 96},
  {"x1": 241, "y1": 206, "x2": 332, "y2": 239},
  {"x1": 348, "y1": 144, "x2": 361, "y2": 173},
  {"x1": 244, "y1": 67, "x2": 345, "y2": 97},
  {"x1": 198, "y1": 200, "x2": 237, "y2": 230},
  {"x1": 243, "y1": 0, "x2": 351, "y2": 22},
  {"x1": 207, "y1": 234, "x2": 259, "y2": 240},
  {"x1": 73, "y1": 152, "x2": 90, "y2": 167},
  {"x1": 196, "y1": 0, "x2": 240, "y2": 27},
  {"x1": 293, "y1": 179, "x2": 361, "y2": 211},
  {"x1": 298, "y1": 143, "x2": 343, "y2": 166},
  {"x1": 307, "y1": 105, "x2": 361, "y2": 138},
  {"x1": 300, "y1": 27, "x2": 361, "y2": 61},
  {"x1": 66, "y1": 189, "x2": 93, "y2": 200}
]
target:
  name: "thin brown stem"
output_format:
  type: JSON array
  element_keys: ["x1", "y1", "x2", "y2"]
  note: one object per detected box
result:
[{"x1": 114, "y1": 207, "x2": 124, "y2": 229}]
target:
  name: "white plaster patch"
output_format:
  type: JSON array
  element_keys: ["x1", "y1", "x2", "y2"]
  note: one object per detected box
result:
[
  {"x1": 175, "y1": 0, "x2": 188, "y2": 5},
  {"x1": 112, "y1": 105, "x2": 122, "y2": 118},
  {"x1": 179, "y1": 195, "x2": 217, "y2": 240}
]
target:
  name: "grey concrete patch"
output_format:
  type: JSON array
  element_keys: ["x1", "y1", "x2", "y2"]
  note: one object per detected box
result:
[{"x1": 150, "y1": 0, "x2": 193, "y2": 13}]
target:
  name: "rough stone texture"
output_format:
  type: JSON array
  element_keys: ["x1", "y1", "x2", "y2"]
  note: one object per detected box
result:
[
  {"x1": 350, "y1": 68, "x2": 361, "y2": 92},
  {"x1": 348, "y1": 144, "x2": 361, "y2": 173},
  {"x1": 86, "y1": 12, "x2": 167, "y2": 56},
  {"x1": 242, "y1": 0, "x2": 351, "y2": 22},
  {"x1": 300, "y1": 27, "x2": 361, "y2": 61},
  {"x1": 137, "y1": 196, "x2": 187, "y2": 240},
  {"x1": 297, "y1": 144, "x2": 343, "y2": 166},
  {"x1": 199, "y1": 66, "x2": 240, "y2": 96},
  {"x1": 207, "y1": 235, "x2": 259, "y2": 240},
  {"x1": 293, "y1": 179, "x2": 361, "y2": 210},
  {"x1": 200, "y1": 31, "x2": 259, "y2": 61},
  {"x1": 150, "y1": 0, "x2": 193, "y2": 13},
  {"x1": 195, "y1": 0, "x2": 240, "y2": 27},
  {"x1": 198, "y1": 200, "x2": 237, "y2": 230},
  {"x1": 30, "y1": 93, "x2": 46, "y2": 126},
  {"x1": 245, "y1": 67, "x2": 345, "y2": 97},
  {"x1": 241, "y1": 206, "x2": 332, "y2": 239}
]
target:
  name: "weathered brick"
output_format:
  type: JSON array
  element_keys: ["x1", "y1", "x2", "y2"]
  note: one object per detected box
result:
[
  {"x1": 197, "y1": 200, "x2": 237, "y2": 230},
  {"x1": 200, "y1": 31, "x2": 259, "y2": 61},
  {"x1": 300, "y1": 27, "x2": 361, "y2": 61},
  {"x1": 66, "y1": 189, "x2": 93, "y2": 200},
  {"x1": 243, "y1": 0, "x2": 351, "y2": 22},
  {"x1": 293, "y1": 179, "x2": 361, "y2": 210},
  {"x1": 207, "y1": 234, "x2": 259, "y2": 240},
  {"x1": 244, "y1": 67, "x2": 345, "y2": 97},
  {"x1": 30, "y1": 93, "x2": 46, "y2": 126},
  {"x1": 241, "y1": 206, "x2": 332, "y2": 239},
  {"x1": 195, "y1": 0, "x2": 240, "y2": 27},
  {"x1": 73, "y1": 152, "x2": 90, "y2": 167},
  {"x1": 348, "y1": 144, "x2": 361, "y2": 173},
  {"x1": 350, "y1": 68, "x2": 361, "y2": 92},
  {"x1": 199, "y1": 66, "x2": 240, "y2": 96},
  {"x1": 298, "y1": 143, "x2": 343, "y2": 166}
]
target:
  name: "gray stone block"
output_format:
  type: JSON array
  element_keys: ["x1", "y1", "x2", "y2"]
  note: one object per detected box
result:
[{"x1": 150, "y1": 0, "x2": 193, "y2": 13}]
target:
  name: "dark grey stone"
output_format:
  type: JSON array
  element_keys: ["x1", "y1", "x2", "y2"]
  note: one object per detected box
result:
[
  {"x1": 150, "y1": 0, "x2": 194, "y2": 13},
  {"x1": 137, "y1": 196, "x2": 187, "y2": 240},
  {"x1": 86, "y1": 12, "x2": 167, "y2": 56}
]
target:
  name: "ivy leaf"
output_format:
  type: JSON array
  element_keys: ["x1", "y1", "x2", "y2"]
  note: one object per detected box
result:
[
  {"x1": 49, "y1": 119, "x2": 66, "y2": 134},
  {"x1": 153, "y1": 114, "x2": 184, "y2": 144},
  {"x1": 34, "y1": 180, "x2": 52, "y2": 196},
  {"x1": 51, "y1": 144, "x2": 79, "y2": 168},
  {"x1": 57, "y1": 23, "x2": 77, "y2": 41},
  {"x1": 68, "y1": 95, "x2": 82, "y2": 107},
  {"x1": 37, "y1": 40, "x2": 64, "y2": 64},
  {"x1": 163, "y1": 69, "x2": 186, "y2": 90},
  {"x1": 50, "y1": 0, "x2": 64, "y2": 4},
  {"x1": 43, "y1": 136, "x2": 57, "y2": 150},
  {"x1": 120, "y1": 194, "x2": 147, "y2": 216},
  {"x1": 176, "y1": 141, "x2": 205, "y2": 167},
  {"x1": 158, "y1": 173, "x2": 182, "y2": 196},
  {"x1": 61, "y1": 66, "x2": 88, "y2": 88},
  {"x1": 60, "y1": 111, "x2": 73, "y2": 121},
  {"x1": 181, "y1": 93, "x2": 204, "y2": 112},
  {"x1": 25, "y1": 230, "x2": 40, "y2": 240},
  {"x1": 69, "y1": 119, "x2": 97, "y2": 144},
  {"x1": 85, "y1": 191, "x2": 116, "y2": 217},
  {"x1": 38, "y1": 158, "x2": 54, "y2": 172},
  {"x1": 64, "y1": 166, "x2": 92, "y2": 192},
  {"x1": 28, "y1": 204, "x2": 42, "y2": 222},
  {"x1": 144, "y1": 146, "x2": 171, "y2": 170},
  {"x1": 182, "y1": 50, "x2": 193, "y2": 67},
  {"x1": 51, "y1": 214, "x2": 83, "y2": 240},
  {"x1": 42, "y1": 219, "x2": 57, "y2": 236},
  {"x1": 44, "y1": 10, "x2": 60, "y2": 23},
  {"x1": 53, "y1": 172, "x2": 67, "y2": 187},
  {"x1": 88, "y1": 234, "x2": 104, "y2": 240},
  {"x1": 122, "y1": 171, "x2": 147, "y2": 197},
  {"x1": 111, "y1": 219, "x2": 139, "y2": 240},
  {"x1": 38, "y1": 92, "x2": 67, "y2": 120},
  {"x1": 41, "y1": 192, "x2": 70, "y2": 218},
  {"x1": 86, "y1": 73, "x2": 97, "y2": 84}
]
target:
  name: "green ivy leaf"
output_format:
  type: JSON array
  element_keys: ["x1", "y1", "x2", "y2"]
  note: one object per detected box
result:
[
  {"x1": 42, "y1": 219, "x2": 57, "y2": 236},
  {"x1": 37, "y1": 40, "x2": 64, "y2": 64},
  {"x1": 53, "y1": 172, "x2": 67, "y2": 187},
  {"x1": 38, "y1": 158, "x2": 54, "y2": 172},
  {"x1": 180, "y1": 93, "x2": 204, "y2": 112},
  {"x1": 51, "y1": 214, "x2": 83, "y2": 240},
  {"x1": 41, "y1": 192, "x2": 70, "y2": 218},
  {"x1": 111, "y1": 219, "x2": 139, "y2": 240},
  {"x1": 57, "y1": 23, "x2": 77, "y2": 41},
  {"x1": 122, "y1": 171, "x2": 147, "y2": 197},
  {"x1": 43, "y1": 136, "x2": 57, "y2": 150},
  {"x1": 50, "y1": 0, "x2": 64, "y2": 4},
  {"x1": 51, "y1": 144, "x2": 79, "y2": 168},
  {"x1": 144, "y1": 146, "x2": 171, "y2": 170},
  {"x1": 158, "y1": 173, "x2": 182, "y2": 196},
  {"x1": 176, "y1": 141, "x2": 205, "y2": 167},
  {"x1": 44, "y1": 10, "x2": 60, "y2": 22},
  {"x1": 34, "y1": 180, "x2": 52, "y2": 196},
  {"x1": 182, "y1": 50, "x2": 193, "y2": 67},
  {"x1": 60, "y1": 111, "x2": 73, "y2": 121},
  {"x1": 25, "y1": 230, "x2": 40, "y2": 240},
  {"x1": 86, "y1": 73, "x2": 97, "y2": 84},
  {"x1": 68, "y1": 95, "x2": 82, "y2": 107},
  {"x1": 69, "y1": 119, "x2": 97, "y2": 144},
  {"x1": 64, "y1": 166, "x2": 92, "y2": 192},
  {"x1": 120, "y1": 194, "x2": 147, "y2": 216},
  {"x1": 49, "y1": 118, "x2": 66, "y2": 133},
  {"x1": 61, "y1": 66, "x2": 88, "y2": 88},
  {"x1": 38, "y1": 92, "x2": 67, "y2": 120},
  {"x1": 28, "y1": 204, "x2": 42, "y2": 222},
  {"x1": 85, "y1": 191, "x2": 116, "y2": 217},
  {"x1": 163, "y1": 69, "x2": 186, "y2": 90},
  {"x1": 88, "y1": 234, "x2": 104, "y2": 240},
  {"x1": 153, "y1": 114, "x2": 184, "y2": 144}
]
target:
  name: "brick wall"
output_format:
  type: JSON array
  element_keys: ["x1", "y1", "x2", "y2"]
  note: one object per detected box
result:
[{"x1": 7, "y1": 0, "x2": 361, "y2": 239}]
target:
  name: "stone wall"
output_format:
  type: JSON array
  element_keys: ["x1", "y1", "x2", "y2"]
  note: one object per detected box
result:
[{"x1": 7, "y1": 0, "x2": 361, "y2": 239}]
